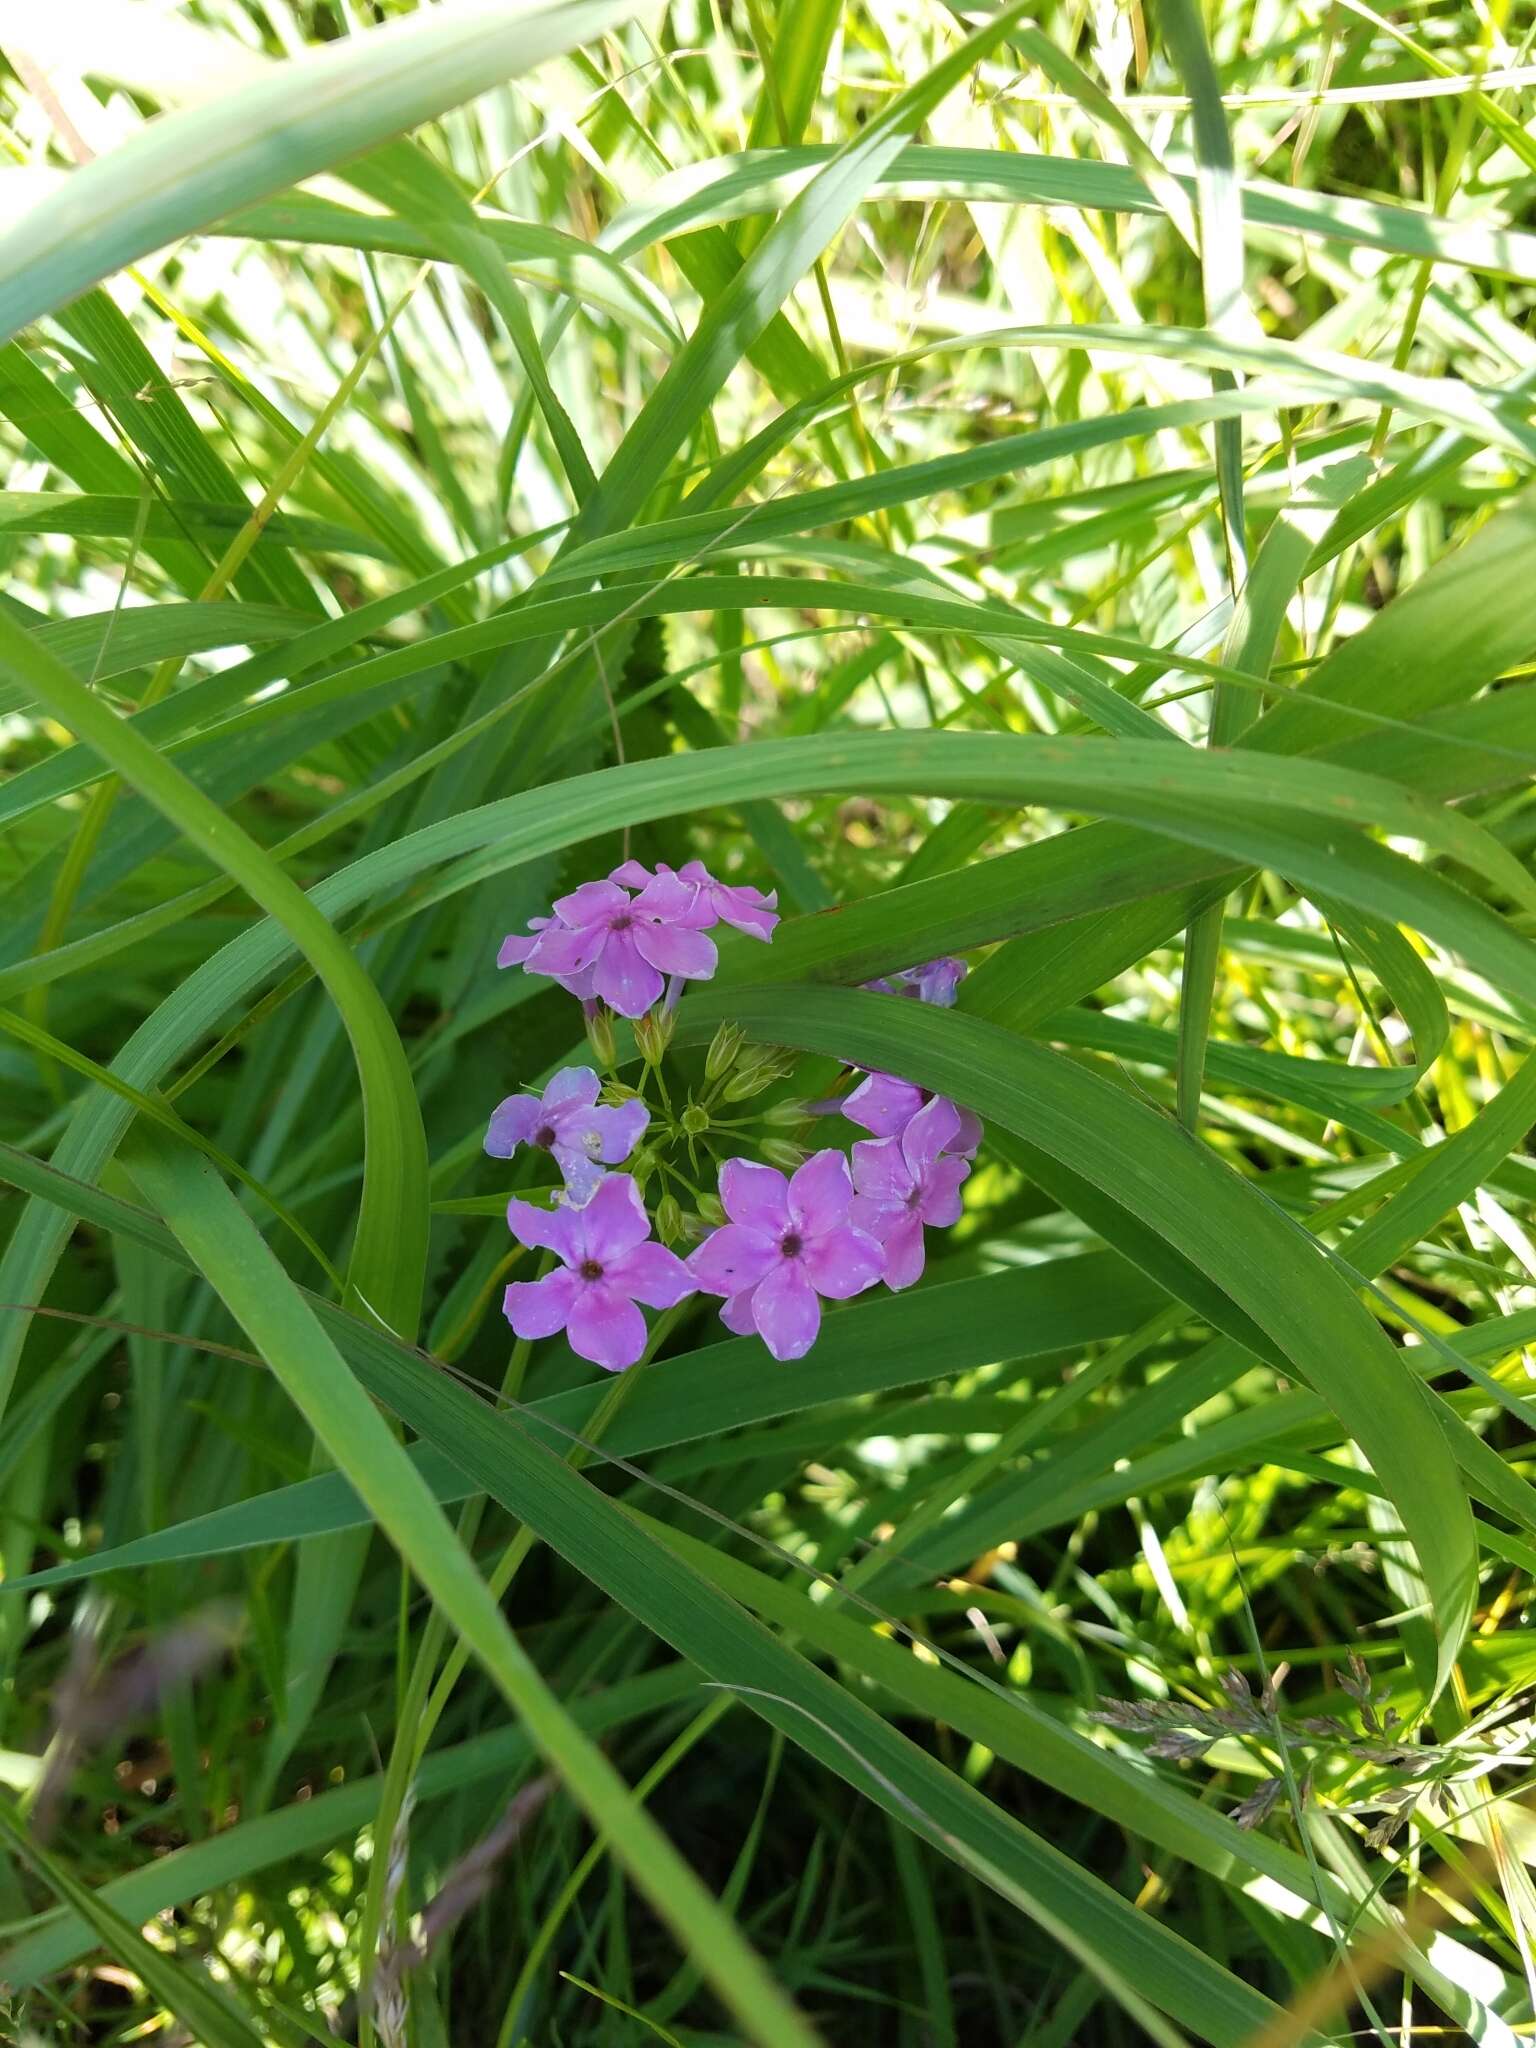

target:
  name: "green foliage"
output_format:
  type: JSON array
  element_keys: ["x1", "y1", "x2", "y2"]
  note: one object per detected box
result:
[{"x1": 0, "y1": 3, "x2": 1534, "y2": 2044}]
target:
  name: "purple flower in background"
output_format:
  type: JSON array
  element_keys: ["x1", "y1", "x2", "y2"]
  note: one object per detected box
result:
[
  {"x1": 688, "y1": 1152, "x2": 884, "y2": 1361},
  {"x1": 899, "y1": 957, "x2": 967, "y2": 1006},
  {"x1": 842, "y1": 1071, "x2": 982, "y2": 1155},
  {"x1": 850, "y1": 1095, "x2": 972, "y2": 1290},
  {"x1": 519, "y1": 880, "x2": 718, "y2": 1019},
  {"x1": 485, "y1": 1066, "x2": 648, "y2": 1205},
  {"x1": 864, "y1": 956, "x2": 967, "y2": 1006},
  {"x1": 498, "y1": 916, "x2": 597, "y2": 1002},
  {"x1": 503, "y1": 1175, "x2": 692, "y2": 1371},
  {"x1": 612, "y1": 858, "x2": 779, "y2": 942}
]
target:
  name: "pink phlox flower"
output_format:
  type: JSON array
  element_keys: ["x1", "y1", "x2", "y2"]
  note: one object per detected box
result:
[
  {"x1": 503, "y1": 1174, "x2": 692, "y2": 1372},
  {"x1": 687, "y1": 1151, "x2": 884, "y2": 1361},
  {"x1": 849, "y1": 1094, "x2": 972, "y2": 1290},
  {"x1": 484, "y1": 1065, "x2": 648, "y2": 1206},
  {"x1": 611, "y1": 857, "x2": 778, "y2": 942},
  {"x1": 515, "y1": 879, "x2": 717, "y2": 1019}
]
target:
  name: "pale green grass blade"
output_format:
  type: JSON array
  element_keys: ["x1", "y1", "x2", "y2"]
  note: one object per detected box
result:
[{"x1": 0, "y1": 0, "x2": 638, "y2": 342}]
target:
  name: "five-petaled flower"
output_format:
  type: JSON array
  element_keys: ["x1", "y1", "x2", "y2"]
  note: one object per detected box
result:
[
  {"x1": 484, "y1": 1065, "x2": 647, "y2": 1205},
  {"x1": 688, "y1": 1152, "x2": 884, "y2": 1361},
  {"x1": 612, "y1": 858, "x2": 779, "y2": 942},
  {"x1": 507, "y1": 879, "x2": 718, "y2": 1018},
  {"x1": 850, "y1": 1094, "x2": 972, "y2": 1290},
  {"x1": 503, "y1": 1175, "x2": 693, "y2": 1371}
]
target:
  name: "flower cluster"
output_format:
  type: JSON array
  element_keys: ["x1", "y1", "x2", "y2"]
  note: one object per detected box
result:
[{"x1": 487, "y1": 860, "x2": 980, "y2": 1371}]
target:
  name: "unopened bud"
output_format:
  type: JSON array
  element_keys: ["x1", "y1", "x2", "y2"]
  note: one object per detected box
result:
[
  {"x1": 627, "y1": 1145, "x2": 656, "y2": 1194},
  {"x1": 654, "y1": 1192, "x2": 683, "y2": 1244},
  {"x1": 696, "y1": 1190, "x2": 726, "y2": 1228},
  {"x1": 680, "y1": 1103, "x2": 710, "y2": 1137},
  {"x1": 721, "y1": 1046, "x2": 778, "y2": 1101},
  {"x1": 584, "y1": 1004, "x2": 616, "y2": 1070},
  {"x1": 634, "y1": 1005, "x2": 675, "y2": 1064},
  {"x1": 760, "y1": 1098, "x2": 809, "y2": 1128},
  {"x1": 760, "y1": 1139, "x2": 808, "y2": 1172},
  {"x1": 705, "y1": 1020, "x2": 747, "y2": 1081}
]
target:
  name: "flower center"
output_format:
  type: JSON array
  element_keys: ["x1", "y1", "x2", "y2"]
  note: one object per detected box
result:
[
  {"x1": 578, "y1": 1258, "x2": 604, "y2": 1281},
  {"x1": 610, "y1": 911, "x2": 634, "y2": 932},
  {"x1": 906, "y1": 1187, "x2": 923, "y2": 1208},
  {"x1": 534, "y1": 1124, "x2": 558, "y2": 1149},
  {"x1": 779, "y1": 1231, "x2": 803, "y2": 1259}
]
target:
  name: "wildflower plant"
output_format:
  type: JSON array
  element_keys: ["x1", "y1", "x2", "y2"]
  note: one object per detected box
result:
[{"x1": 492, "y1": 859, "x2": 981, "y2": 1368}]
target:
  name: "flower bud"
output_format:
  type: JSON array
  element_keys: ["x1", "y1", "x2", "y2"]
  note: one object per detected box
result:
[
  {"x1": 654, "y1": 1192, "x2": 683, "y2": 1244},
  {"x1": 760, "y1": 1139, "x2": 808, "y2": 1172},
  {"x1": 705, "y1": 1020, "x2": 747, "y2": 1081},
  {"x1": 720, "y1": 1046, "x2": 780, "y2": 1101},
  {"x1": 760, "y1": 1098, "x2": 810, "y2": 1128},
  {"x1": 696, "y1": 1190, "x2": 726, "y2": 1227},
  {"x1": 627, "y1": 1145, "x2": 656, "y2": 1194},
  {"x1": 634, "y1": 1005, "x2": 675, "y2": 1064},
  {"x1": 584, "y1": 1003, "x2": 616, "y2": 1070},
  {"x1": 680, "y1": 1103, "x2": 710, "y2": 1137}
]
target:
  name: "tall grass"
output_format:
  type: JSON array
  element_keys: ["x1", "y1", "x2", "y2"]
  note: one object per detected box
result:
[{"x1": 0, "y1": 0, "x2": 1534, "y2": 2041}]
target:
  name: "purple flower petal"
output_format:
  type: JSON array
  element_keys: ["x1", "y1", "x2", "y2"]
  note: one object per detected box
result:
[
  {"x1": 750, "y1": 1259, "x2": 822, "y2": 1361},
  {"x1": 850, "y1": 1134, "x2": 912, "y2": 1207},
  {"x1": 718, "y1": 1158, "x2": 790, "y2": 1233},
  {"x1": 719, "y1": 1287, "x2": 760, "y2": 1337},
  {"x1": 677, "y1": 860, "x2": 779, "y2": 940},
  {"x1": 593, "y1": 1097, "x2": 650, "y2": 1162},
  {"x1": 952, "y1": 1108, "x2": 984, "y2": 1157},
  {"x1": 631, "y1": 868, "x2": 710, "y2": 927},
  {"x1": 688, "y1": 1222, "x2": 778, "y2": 1297},
  {"x1": 554, "y1": 879, "x2": 629, "y2": 925},
  {"x1": 873, "y1": 1213, "x2": 926, "y2": 1291},
  {"x1": 609, "y1": 858, "x2": 654, "y2": 889},
  {"x1": 485, "y1": 1094, "x2": 543, "y2": 1158},
  {"x1": 497, "y1": 917, "x2": 549, "y2": 969},
  {"x1": 566, "y1": 1283, "x2": 648, "y2": 1371},
  {"x1": 712, "y1": 885, "x2": 778, "y2": 941},
  {"x1": 787, "y1": 1149, "x2": 853, "y2": 1233},
  {"x1": 802, "y1": 1224, "x2": 885, "y2": 1300},
  {"x1": 550, "y1": 1144, "x2": 607, "y2": 1206},
  {"x1": 580, "y1": 1174, "x2": 653, "y2": 1261},
  {"x1": 902, "y1": 957, "x2": 966, "y2": 1006},
  {"x1": 525, "y1": 923, "x2": 603, "y2": 978},
  {"x1": 591, "y1": 931, "x2": 664, "y2": 1018},
  {"x1": 544, "y1": 1065, "x2": 601, "y2": 1109},
  {"x1": 843, "y1": 1071, "x2": 925, "y2": 1138},
  {"x1": 507, "y1": 1197, "x2": 584, "y2": 1262},
  {"x1": 921, "y1": 1155, "x2": 970, "y2": 1228},
  {"x1": 606, "y1": 1240, "x2": 695, "y2": 1309},
  {"x1": 633, "y1": 920, "x2": 718, "y2": 979},
  {"x1": 503, "y1": 1267, "x2": 579, "y2": 1339},
  {"x1": 849, "y1": 1193, "x2": 894, "y2": 1237},
  {"x1": 900, "y1": 1094, "x2": 962, "y2": 1179}
]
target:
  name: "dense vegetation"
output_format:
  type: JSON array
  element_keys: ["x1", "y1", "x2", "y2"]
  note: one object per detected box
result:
[{"x1": 1, "y1": 0, "x2": 1535, "y2": 2041}]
